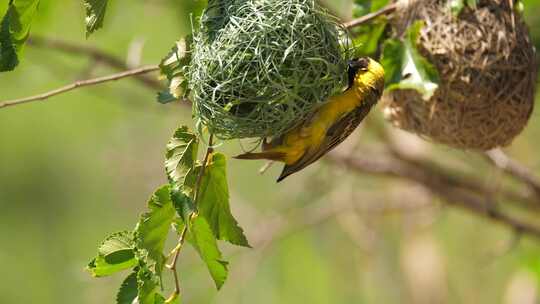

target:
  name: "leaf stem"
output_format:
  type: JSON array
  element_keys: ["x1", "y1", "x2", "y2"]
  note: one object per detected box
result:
[
  {"x1": 167, "y1": 226, "x2": 188, "y2": 295},
  {"x1": 166, "y1": 134, "x2": 214, "y2": 296}
]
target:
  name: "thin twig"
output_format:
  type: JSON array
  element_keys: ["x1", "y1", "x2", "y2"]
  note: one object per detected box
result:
[
  {"x1": 343, "y1": 3, "x2": 397, "y2": 29},
  {"x1": 167, "y1": 227, "x2": 188, "y2": 296},
  {"x1": 28, "y1": 36, "x2": 163, "y2": 90},
  {"x1": 167, "y1": 134, "x2": 214, "y2": 296},
  {"x1": 0, "y1": 65, "x2": 159, "y2": 109}
]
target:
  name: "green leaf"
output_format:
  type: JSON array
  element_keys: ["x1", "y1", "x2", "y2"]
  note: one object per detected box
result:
[
  {"x1": 117, "y1": 271, "x2": 138, "y2": 304},
  {"x1": 165, "y1": 126, "x2": 199, "y2": 188},
  {"x1": 352, "y1": 20, "x2": 387, "y2": 57},
  {"x1": 381, "y1": 20, "x2": 439, "y2": 100},
  {"x1": 448, "y1": 0, "x2": 465, "y2": 15},
  {"x1": 353, "y1": 0, "x2": 390, "y2": 15},
  {"x1": 9, "y1": 0, "x2": 40, "y2": 41},
  {"x1": 380, "y1": 38, "x2": 406, "y2": 85},
  {"x1": 0, "y1": 7, "x2": 18, "y2": 71},
  {"x1": 137, "y1": 266, "x2": 163, "y2": 304},
  {"x1": 198, "y1": 153, "x2": 250, "y2": 247},
  {"x1": 98, "y1": 231, "x2": 135, "y2": 256},
  {"x1": 171, "y1": 189, "x2": 196, "y2": 229},
  {"x1": 157, "y1": 91, "x2": 177, "y2": 105},
  {"x1": 448, "y1": 0, "x2": 477, "y2": 15},
  {"x1": 351, "y1": 0, "x2": 390, "y2": 57},
  {"x1": 159, "y1": 39, "x2": 191, "y2": 79},
  {"x1": 0, "y1": 0, "x2": 40, "y2": 72},
  {"x1": 83, "y1": 0, "x2": 109, "y2": 37},
  {"x1": 154, "y1": 294, "x2": 167, "y2": 304},
  {"x1": 87, "y1": 231, "x2": 138, "y2": 277},
  {"x1": 189, "y1": 216, "x2": 229, "y2": 289},
  {"x1": 371, "y1": 0, "x2": 390, "y2": 12},
  {"x1": 135, "y1": 185, "x2": 176, "y2": 276},
  {"x1": 516, "y1": 1, "x2": 524, "y2": 13},
  {"x1": 465, "y1": 0, "x2": 477, "y2": 9},
  {"x1": 87, "y1": 254, "x2": 138, "y2": 277},
  {"x1": 158, "y1": 38, "x2": 192, "y2": 103},
  {"x1": 352, "y1": 4, "x2": 369, "y2": 18},
  {"x1": 182, "y1": 164, "x2": 201, "y2": 197},
  {"x1": 188, "y1": 0, "x2": 208, "y2": 30}
]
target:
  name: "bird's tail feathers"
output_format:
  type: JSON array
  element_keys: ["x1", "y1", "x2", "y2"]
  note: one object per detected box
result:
[
  {"x1": 233, "y1": 151, "x2": 286, "y2": 161},
  {"x1": 276, "y1": 167, "x2": 295, "y2": 182},
  {"x1": 276, "y1": 162, "x2": 305, "y2": 182}
]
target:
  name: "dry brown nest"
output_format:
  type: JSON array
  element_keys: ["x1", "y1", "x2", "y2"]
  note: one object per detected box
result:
[{"x1": 383, "y1": 0, "x2": 537, "y2": 150}]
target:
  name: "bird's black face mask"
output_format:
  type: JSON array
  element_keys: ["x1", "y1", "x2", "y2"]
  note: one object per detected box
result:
[{"x1": 347, "y1": 57, "x2": 370, "y2": 89}]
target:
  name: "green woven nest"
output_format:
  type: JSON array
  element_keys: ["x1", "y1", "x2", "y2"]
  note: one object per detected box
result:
[{"x1": 188, "y1": 0, "x2": 353, "y2": 139}]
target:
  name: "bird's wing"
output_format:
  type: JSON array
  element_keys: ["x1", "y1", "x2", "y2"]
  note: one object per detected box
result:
[
  {"x1": 277, "y1": 99, "x2": 376, "y2": 182},
  {"x1": 265, "y1": 108, "x2": 318, "y2": 149}
]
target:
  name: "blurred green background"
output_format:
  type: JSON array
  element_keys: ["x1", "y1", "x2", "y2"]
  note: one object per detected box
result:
[{"x1": 2, "y1": 0, "x2": 540, "y2": 303}]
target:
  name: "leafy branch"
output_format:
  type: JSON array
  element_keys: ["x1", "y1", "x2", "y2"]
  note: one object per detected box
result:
[
  {"x1": 0, "y1": 0, "x2": 40, "y2": 72},
  {"x1": 166, "y1": 134, "x2": 214, "y2": 297},
  {"x1": 87, "y1": 127, "x2": 249, "y2": 303},
  {"x1": 84, "y1": 0, "x2": 110, "y2": 37}
]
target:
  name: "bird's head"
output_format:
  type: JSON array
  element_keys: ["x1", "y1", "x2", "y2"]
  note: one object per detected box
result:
[{"x1": 347, "y1": 57, "x2": 385, "y2": 98}]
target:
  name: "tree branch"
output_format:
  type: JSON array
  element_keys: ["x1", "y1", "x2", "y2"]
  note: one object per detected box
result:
[
  {"x1": 371, "y1": 119, "x2": 540, "y2": 211},
  {"x1": 325, "y1": 150, "x2": 540, "y2": 239},
  {"x1": 28, "y1": 36, "x2": 163, "y2": 90},
  {"x1": 389, "y1": 148, "x2": 540, "y2": 211},
  {"x1": 0, "y1": 65, "x2": 159, "y2": 109}
]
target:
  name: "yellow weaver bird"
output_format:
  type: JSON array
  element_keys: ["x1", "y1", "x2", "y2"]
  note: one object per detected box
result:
[{"x1": 235, "y1": 57, "x2": 385, "y2": 182}]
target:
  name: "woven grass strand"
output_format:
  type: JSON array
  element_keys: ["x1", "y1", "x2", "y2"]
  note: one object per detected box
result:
[{"x1": 189, "y1": 0, "x2": 354, "y2": 140}]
